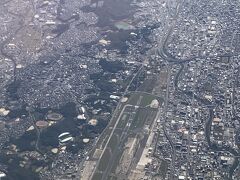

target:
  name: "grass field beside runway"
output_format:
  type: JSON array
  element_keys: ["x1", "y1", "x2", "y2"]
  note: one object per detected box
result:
[{"x1": 91, "y1": 92, "x2": 162, "y2": 180}]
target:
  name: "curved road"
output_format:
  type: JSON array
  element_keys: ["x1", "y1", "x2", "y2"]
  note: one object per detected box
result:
[
  {"x1": 173, "y1": 62, "x2": 240, "y2": 180},
  {"x1": 158, "y1": 0, "x2": 240, "y2": 177}
]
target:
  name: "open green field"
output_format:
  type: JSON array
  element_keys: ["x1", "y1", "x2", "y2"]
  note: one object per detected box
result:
[
  {"x1": 98, "y1": 148, "x2": 112, "y2": 172},
  {"x1": 107, "y1": 134, "x2": 119, "y2": 152},
  {"x1": 108, "y1": 175, "x2": 118, "y2": 180},
  {"x1": 116, "y1": 105, "x2": 135, "y2": 129},
  {"x1": 92, "y1": 172, "x2": 103, "y2": 180},
  {"x1": 130, "y1": 108, "x2": 157, "y2": 130},
  {"x1": 128, "y1": 92, "x2": 163, "y2": 107},
  {"x1": 138, "y1": 76, "x2": 157, "y2": 93},
  {"x1": 116, "y1": 113, "x2": 129, "y2": 129}
]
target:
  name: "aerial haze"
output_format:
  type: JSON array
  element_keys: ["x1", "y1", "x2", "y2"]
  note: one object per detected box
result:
[{"x1": 0, "y1": 0, "x2": 240, "y2": 180}]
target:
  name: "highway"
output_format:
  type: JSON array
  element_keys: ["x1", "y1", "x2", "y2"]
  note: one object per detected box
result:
[
  {"x1": 161, "y1": 63, "x2": 176, "y2": 180},
  {"x1": 155, "y1": 1, "x2": 184, "y2": 179}
]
